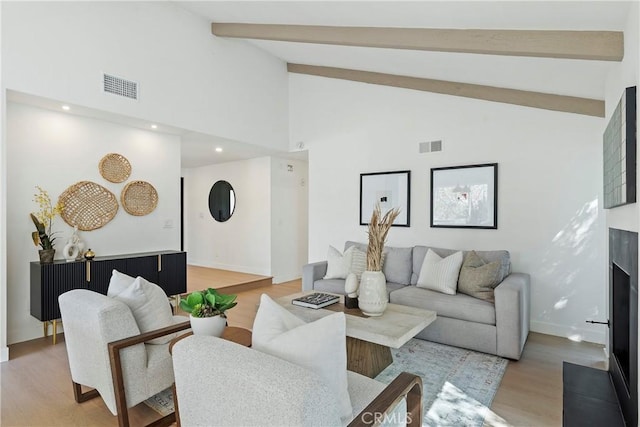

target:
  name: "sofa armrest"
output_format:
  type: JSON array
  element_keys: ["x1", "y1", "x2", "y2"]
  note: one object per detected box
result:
[
  {"x1": 494, "y1": 273, "x2": 530, "y2": 360},
  {"x1": 302, "y1": 261, "x2": 328, "y2": 291}
]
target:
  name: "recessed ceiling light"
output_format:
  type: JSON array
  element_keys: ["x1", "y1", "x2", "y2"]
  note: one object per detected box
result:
[
  {"x1": 151, "y1": 124, "x2": 158, "y2": 129},
  {"x1": 215, "y1": 147, "x2": 223, "y2": 153},
  {"x1": 61, "y1": 105, "x2": 70, "y2": 111}
]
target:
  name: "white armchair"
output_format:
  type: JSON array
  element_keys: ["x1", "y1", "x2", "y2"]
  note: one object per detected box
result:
[
  {"x1": 172, "y1": 335, "x2": 422, "y2": 427},
  {"x1": 59, "y1": 289, "x2": 190, "y2": 427}
]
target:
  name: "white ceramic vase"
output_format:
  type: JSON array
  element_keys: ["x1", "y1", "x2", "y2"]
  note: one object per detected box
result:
[
  {"x1": 189, "y1": 314, "x2": 226, "y2": 337},
  {"x1": 358, "y1": 270, "x2": 388, "y2": 317}
]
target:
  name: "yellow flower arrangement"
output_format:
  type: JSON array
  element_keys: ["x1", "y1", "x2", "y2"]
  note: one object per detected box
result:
[{"x1": 31, "y1": 186, "x2": 63, "y2": 250}]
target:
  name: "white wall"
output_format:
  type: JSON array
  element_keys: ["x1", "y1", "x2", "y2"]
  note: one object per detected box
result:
[
  {"x1": 184, "y1": 156, "x2": 309, "y2": 283},
  {"x1": 1, "y1": 1, "x2": 288, "y2": 151},
  {"x1": 184, "y1": 157, "x2": 272, "y2": 276},
  {"x1": 271, "y1": 157, "x2": 309, "y2": 283},
  {"x1": 291, "y1": 74, "x2": 607, "y2": 344},
  {"x1": 0, "y1": 0, "x2": 290, "y2": 358},
  {"x1": 6, "y1": 102, "x2": 181, "y2": 344},
  {"x1": 605, "y1": 3, "x2": 640, "y2": 234}
]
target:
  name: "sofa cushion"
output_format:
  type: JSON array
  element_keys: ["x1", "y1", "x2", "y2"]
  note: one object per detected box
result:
[
  {"x1": 314, "y1": 279, "x2": 352, "y2": 295},
  {"x1": 106, "y1": 269, "x2": 136, "y2": 297},
  {"x1": 416, "y1": 249, "x2": 463, "y2": 295},
  {"x1": 314, "y1": 279, "x2": 405, "y2": 299},
  {"x1": 253, "y1": 295, "x2": 352, "y2": 422},
  {"x1": 350, "y1": 248, "x2": 367, "y2": 280},
  {"x1": 458, "y1": 251, "x2": 502, "y2": 302},
  {"x1": 112, "y1": 276, "x2": 176, "y2": 344},
  {"x1": 411, "y1": 246, "x2": 511, "y2": 285},
  {"x1": 390, "y1": 286, "x2": 496, "y2": 325},
  {"x1": 324, "y1": 246, "x2": 354, "y2": 279},
  {"x1": 345, "y1": 241, "x2": 413, "y2": 285}
]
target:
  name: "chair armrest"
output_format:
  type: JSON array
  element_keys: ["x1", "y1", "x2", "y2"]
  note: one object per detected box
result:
[
  {"x1": 494, "y1": 273, "x2": 530, "y2": 360},
  {"x1": 302, "y1": 261, "x2": 328, "y2": 291},
  {"x1": 108, "y1": 321, "x2": 191, "y2": 427},
  {"x1": 349, "y1": 372, "x2": 422, "y2": 427}
]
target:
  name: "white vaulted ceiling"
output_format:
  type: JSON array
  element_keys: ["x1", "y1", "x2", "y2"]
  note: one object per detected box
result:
[{"x1": 177, "y1": 1, "x2": 632, "y2": 112}]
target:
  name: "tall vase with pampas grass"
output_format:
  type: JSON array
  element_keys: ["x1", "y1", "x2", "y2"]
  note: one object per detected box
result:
[{"x1": 358, "y1": 204, "x2": 400, "y2": 317}]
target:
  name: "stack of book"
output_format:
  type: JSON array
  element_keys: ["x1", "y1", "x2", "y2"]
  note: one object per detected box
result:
[{"x1": 292, "y1": 293, "x2": 340, "y2": 309}]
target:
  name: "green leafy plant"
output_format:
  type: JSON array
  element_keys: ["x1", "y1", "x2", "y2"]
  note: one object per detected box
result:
[
  {"x1": 30, "y1": 186, "x2": 63, "y2": 250},
  {"x1": 179, "y1": 288, "x2": 237, "y2": 318}
]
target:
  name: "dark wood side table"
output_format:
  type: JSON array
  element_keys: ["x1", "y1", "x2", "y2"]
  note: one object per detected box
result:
[{"x1": 169, "y1": 326, "x2": 252, "y2": 354}]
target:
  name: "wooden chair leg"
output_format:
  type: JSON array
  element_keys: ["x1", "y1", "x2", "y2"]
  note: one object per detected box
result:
[
  {"x1": 108, "y1": 344, "x2": 130, "y2": 427},
  {"x1": 173, "y1": 382, "x2": 181, "y2": 427},
  {"x1": 406, "y1": 380, "x2": 422, "y2": 427},
  {"x1": 72, "y1": 381, "x2": 100, "y2": 403}
]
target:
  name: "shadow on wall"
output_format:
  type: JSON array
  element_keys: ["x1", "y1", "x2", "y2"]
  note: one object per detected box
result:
[{"x1": 536, "y1": 199, "x2": 604, "y2": 342}]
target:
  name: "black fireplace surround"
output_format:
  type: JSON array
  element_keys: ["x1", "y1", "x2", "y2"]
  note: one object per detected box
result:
[
  {"x1": 609, "y1": 228, "x2": 638, "y2": 427},
  {"x1": 563, "y1": 228, "x2": 637, "y2": 426}
]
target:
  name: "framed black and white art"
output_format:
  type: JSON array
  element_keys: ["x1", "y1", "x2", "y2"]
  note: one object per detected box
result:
[
  {"x1": 430, "y1": 163, "x2": 498, "y2": 229},
  {"x1": 360, "y1": 170, "x2": 410, "y2": 227}
]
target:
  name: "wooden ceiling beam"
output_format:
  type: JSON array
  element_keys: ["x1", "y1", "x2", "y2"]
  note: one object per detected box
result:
[
  {"x1": 212, "y1": 23, "x2": 623, "y2": 61},
  {"x1": 287, "y1": 63, "x2": 605, "y2": 117}
]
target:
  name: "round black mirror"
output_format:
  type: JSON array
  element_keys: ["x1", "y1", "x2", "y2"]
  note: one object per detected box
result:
[{"x1": 208, "y1": 180, "x2": 236, "y2": 222}]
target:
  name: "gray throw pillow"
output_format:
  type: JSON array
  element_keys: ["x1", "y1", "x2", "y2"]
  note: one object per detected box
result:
[{"x1": 458, "y1": 251, "x2": 502, "y2": 303}]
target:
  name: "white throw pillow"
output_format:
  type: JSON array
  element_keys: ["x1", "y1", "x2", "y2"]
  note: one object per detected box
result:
[
  {"x1": 350, "y1": 247, "x2": 367, "y2": 280},
  {"x1": 106, "y1": 269, "x2": 136, "y2": 297},
  {"x1": 416, "y1": 249, "x2": 464, "y2": 295},
  {"x1": 112, "y1": 276, "x2": 176, "y2": 345},
  {"x1": 252, "y1": 294, "x2": 353, "y2": 422},
  {"x1": 324, "y1": 246, "x2": 355, "y2": 279}
]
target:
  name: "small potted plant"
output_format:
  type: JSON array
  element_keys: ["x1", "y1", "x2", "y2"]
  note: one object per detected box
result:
[
  {"x1": 179, "y1": 288, "x2": 237, "y2": 336},
  {"x1": 30, "y1": 186, "x2": 63, "y2": 264}
]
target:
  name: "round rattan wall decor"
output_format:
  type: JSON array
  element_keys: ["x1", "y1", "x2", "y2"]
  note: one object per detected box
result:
[
  {"x1": 121, "y1": 180, "x2": 158, "y2": 216},
  {"x1": 99, "y1": 153, "x2": 131, "y2": 183},
  {"x1": 59, "y1": 181, "x2": 119, "y2": 231}
]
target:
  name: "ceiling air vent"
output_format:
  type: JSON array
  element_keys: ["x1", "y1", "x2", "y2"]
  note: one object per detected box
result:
[
  {"x1": 103, "y1": 73, "x2": 138, "y2": 100},
  {"x1": 419, "y1": 140, "x2": 442, "y2": 153}
]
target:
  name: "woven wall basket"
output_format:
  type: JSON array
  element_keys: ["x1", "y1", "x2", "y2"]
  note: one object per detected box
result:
[
  {"x1": 121, "y1": 180, "x2": 158, "y2": 216},
  {"x1": 59, "y1": 181, "x2": 119, "y2": 231},
  {"x1": 99, "y1": 153, "x2": 131, "y2": 183}
]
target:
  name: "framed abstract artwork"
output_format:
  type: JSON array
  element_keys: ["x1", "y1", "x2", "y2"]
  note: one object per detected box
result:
[
  {"x1": 431, "y1": 163, "x2": 498, "y2": 229},
  {"x1": 604, "y1": 86, "x2": 636, "y2": 209},
  {"x1": 360, "y1": 170, "x2": 410, "y2": 227}
]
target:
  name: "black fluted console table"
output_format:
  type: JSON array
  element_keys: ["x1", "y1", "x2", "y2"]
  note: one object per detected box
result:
[{"x1": 30, "y1": 250, "x2": 187, "y2": 344}]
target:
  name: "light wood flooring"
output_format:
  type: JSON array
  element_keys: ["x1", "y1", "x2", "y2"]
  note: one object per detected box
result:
[
  {"x1": 186, "y1": 265, "x2": 272, "y2": 294},
  {"x1": 1, "y1": 278, "x2": 606, "y2": 427}
]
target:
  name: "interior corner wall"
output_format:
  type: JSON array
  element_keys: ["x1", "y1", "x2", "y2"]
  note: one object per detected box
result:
[
  {"x1": 271, "y1": 157, "x2": 309, "y2": 283},
  {"x1": 184, "y1": 157, "x2": 272, "y2": 276},
  {"x1": 601, "y1": 0, "x2": 640, "y2": 408},
  {"x1": 0, "y1": 0, "x2": 7, "y2": 360},
  {"x1": 291, "y1": 74, "x2": 607, "y2": 344},
  {"x1": 6, "y1": 102, "x2": 181, "y2": 344},
  {"x1": 1, "y1": 1, "x2": 288, "y2": 151}
]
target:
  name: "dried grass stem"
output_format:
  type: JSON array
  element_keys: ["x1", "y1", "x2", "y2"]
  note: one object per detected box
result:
[{"x1": 366, "y1": 205, "x2": 400, "y2": 271}]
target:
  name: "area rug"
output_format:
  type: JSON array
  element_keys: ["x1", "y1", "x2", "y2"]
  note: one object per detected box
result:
[
  {"x1": 375, "y1": 338, "x2": 508, "y2": 426},
  {"x1": 145, "y1": 338, "x2": 508, "y2": 426}
]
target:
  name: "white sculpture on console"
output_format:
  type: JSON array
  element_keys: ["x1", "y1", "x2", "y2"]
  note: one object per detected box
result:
[
  {"x1": 63, "y1": 226, "x2": 85, "y2": 262},
  {"x1": 345, "y1": 273, "x2": 359, "y2": 298},
  {"x1": 344, "y1": 273, "x2": 360, "y2": 309}
]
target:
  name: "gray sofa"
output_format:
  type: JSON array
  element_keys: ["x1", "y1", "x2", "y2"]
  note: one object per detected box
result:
[{"x1": 303, "y1": 241, "x2": 530, "y2": 360}]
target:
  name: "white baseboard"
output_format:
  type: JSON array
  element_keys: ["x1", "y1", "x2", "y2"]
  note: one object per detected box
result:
[
  {"x1": 0, "y1": 346, "x2": 8, "y2": 362},
  {"x1": 272, "y1": 273, "x2": 301, "y2": 284},
  {"x1": 188, "y1": 260, "x2": 271, "y2": 277},
  {"x1": 531, "y1": 320, "x2": 607, "y2": 345}
]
